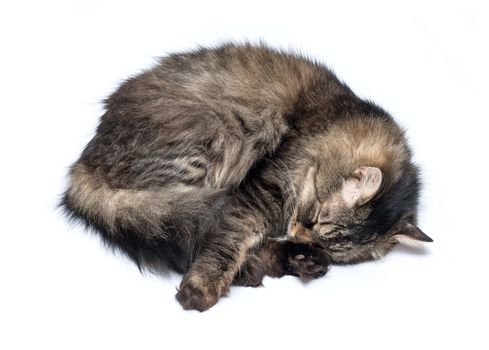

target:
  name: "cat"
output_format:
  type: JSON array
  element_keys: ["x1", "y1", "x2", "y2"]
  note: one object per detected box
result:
[{"x1": 62, "y1": 43, "x2": 432, "y2": 311}]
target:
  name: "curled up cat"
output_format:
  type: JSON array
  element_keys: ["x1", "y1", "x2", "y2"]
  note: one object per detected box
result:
[{"x1": 62, "y1": 43, "x2": 432, "y2": 311}]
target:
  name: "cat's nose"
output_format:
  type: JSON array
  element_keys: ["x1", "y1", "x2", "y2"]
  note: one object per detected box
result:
[{"x1": 289, "y1": 223, "x2": 313, "y2": 242}]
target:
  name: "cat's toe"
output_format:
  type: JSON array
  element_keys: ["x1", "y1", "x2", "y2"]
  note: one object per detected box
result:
[
  {"x1": 288, "y1": 253, "x2": 329, "y2": 281},
  {"x1": 175, "y1": 280, "x2": 221, "y2": 312}
]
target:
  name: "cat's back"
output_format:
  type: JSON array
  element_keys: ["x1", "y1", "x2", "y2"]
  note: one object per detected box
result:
[
  {"x1": 80, "y1": 44, "x2": 341, "y2": 190},
  {"x1": 105, "y1": 43, "x2": 332, "y2": 117}
]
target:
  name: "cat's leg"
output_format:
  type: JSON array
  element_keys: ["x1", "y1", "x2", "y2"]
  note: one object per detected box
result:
[
  {"x1": 231, "y1": 239, "x2": 330, "y2": 287},
  {"x1": 258, "y1": 239, "x2": 330, "y2": 281},
  {"x1": 175, "y1": 199, "x2": 269, "y2": 311}
]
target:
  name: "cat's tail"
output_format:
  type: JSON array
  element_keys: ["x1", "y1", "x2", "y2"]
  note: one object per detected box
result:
[{"x1": 60, "y1": 162, "x2": 226, "y2": 272}]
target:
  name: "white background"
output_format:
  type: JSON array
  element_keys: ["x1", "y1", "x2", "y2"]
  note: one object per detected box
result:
[{"x1": 1, "y1": 1, "x2": 488, "y2": 349}]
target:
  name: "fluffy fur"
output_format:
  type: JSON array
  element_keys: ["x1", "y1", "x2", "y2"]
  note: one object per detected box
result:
[{"x1": 62, "y1": 43, "x2": 431, "y2": 311}]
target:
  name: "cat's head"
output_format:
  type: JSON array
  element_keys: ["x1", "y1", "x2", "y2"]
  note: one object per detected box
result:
[{"x1": 289, "y1": 165, "x2": 432, "y2": 264}]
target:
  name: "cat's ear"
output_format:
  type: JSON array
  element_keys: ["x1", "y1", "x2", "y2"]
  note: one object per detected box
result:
[
  {"x1": 341, "y1": 166, "x2": 382, "y2": 206},
  {"x1": 393, "y1": 223, "x2": 433, "y2": 247}
]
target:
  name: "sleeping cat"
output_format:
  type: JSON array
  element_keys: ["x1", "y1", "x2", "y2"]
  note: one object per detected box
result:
[{"x1": 62, "y1": 43, "x2": 432, "y2": 311}]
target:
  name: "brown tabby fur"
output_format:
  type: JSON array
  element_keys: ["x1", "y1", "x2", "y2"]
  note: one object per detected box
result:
[{"x1": 62, "y1": 43, "x2": 431, "y2": 311}]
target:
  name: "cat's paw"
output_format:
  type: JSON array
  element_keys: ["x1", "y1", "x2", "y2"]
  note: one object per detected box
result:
[
  {"x1": 287, "y1": 250, "x2": 329, "y2": 282},
  {"x1": 233, "y1": 255, "x2": 265, "y2": 287},
  {"x1": 175, "y1": 278, "x2": 226, "y2": 312}
]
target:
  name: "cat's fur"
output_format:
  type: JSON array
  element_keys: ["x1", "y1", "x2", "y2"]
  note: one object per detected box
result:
[{"x1": 62, "y1": 43, "x2": 432, "y2": 311}]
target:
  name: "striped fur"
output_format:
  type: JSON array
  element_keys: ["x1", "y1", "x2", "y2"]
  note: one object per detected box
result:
[{"x1": 62, "y1": 43, "x2": 428, "y2": 311}]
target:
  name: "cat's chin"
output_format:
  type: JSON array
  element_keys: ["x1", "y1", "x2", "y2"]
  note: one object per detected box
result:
[{"x1": 326, "y1": 245, "x2": 392, "y2": 265}]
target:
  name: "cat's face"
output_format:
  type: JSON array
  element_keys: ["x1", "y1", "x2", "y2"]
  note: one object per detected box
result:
[{"x1": 289, "y1": 166, "x2": 432, "y2": 264}]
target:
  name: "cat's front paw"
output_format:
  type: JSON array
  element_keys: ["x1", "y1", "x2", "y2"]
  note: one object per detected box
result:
[
  {"x1": 287, "y1": 249, "x2": 330, "y2": 282},
  {"x1": 176, "y1": 278, "x2": 227, "y2": 312}
]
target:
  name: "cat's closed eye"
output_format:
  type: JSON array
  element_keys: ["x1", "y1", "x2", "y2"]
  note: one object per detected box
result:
[{"x1": 318, "y1": 210, "x2": 331, "y2": 225}]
